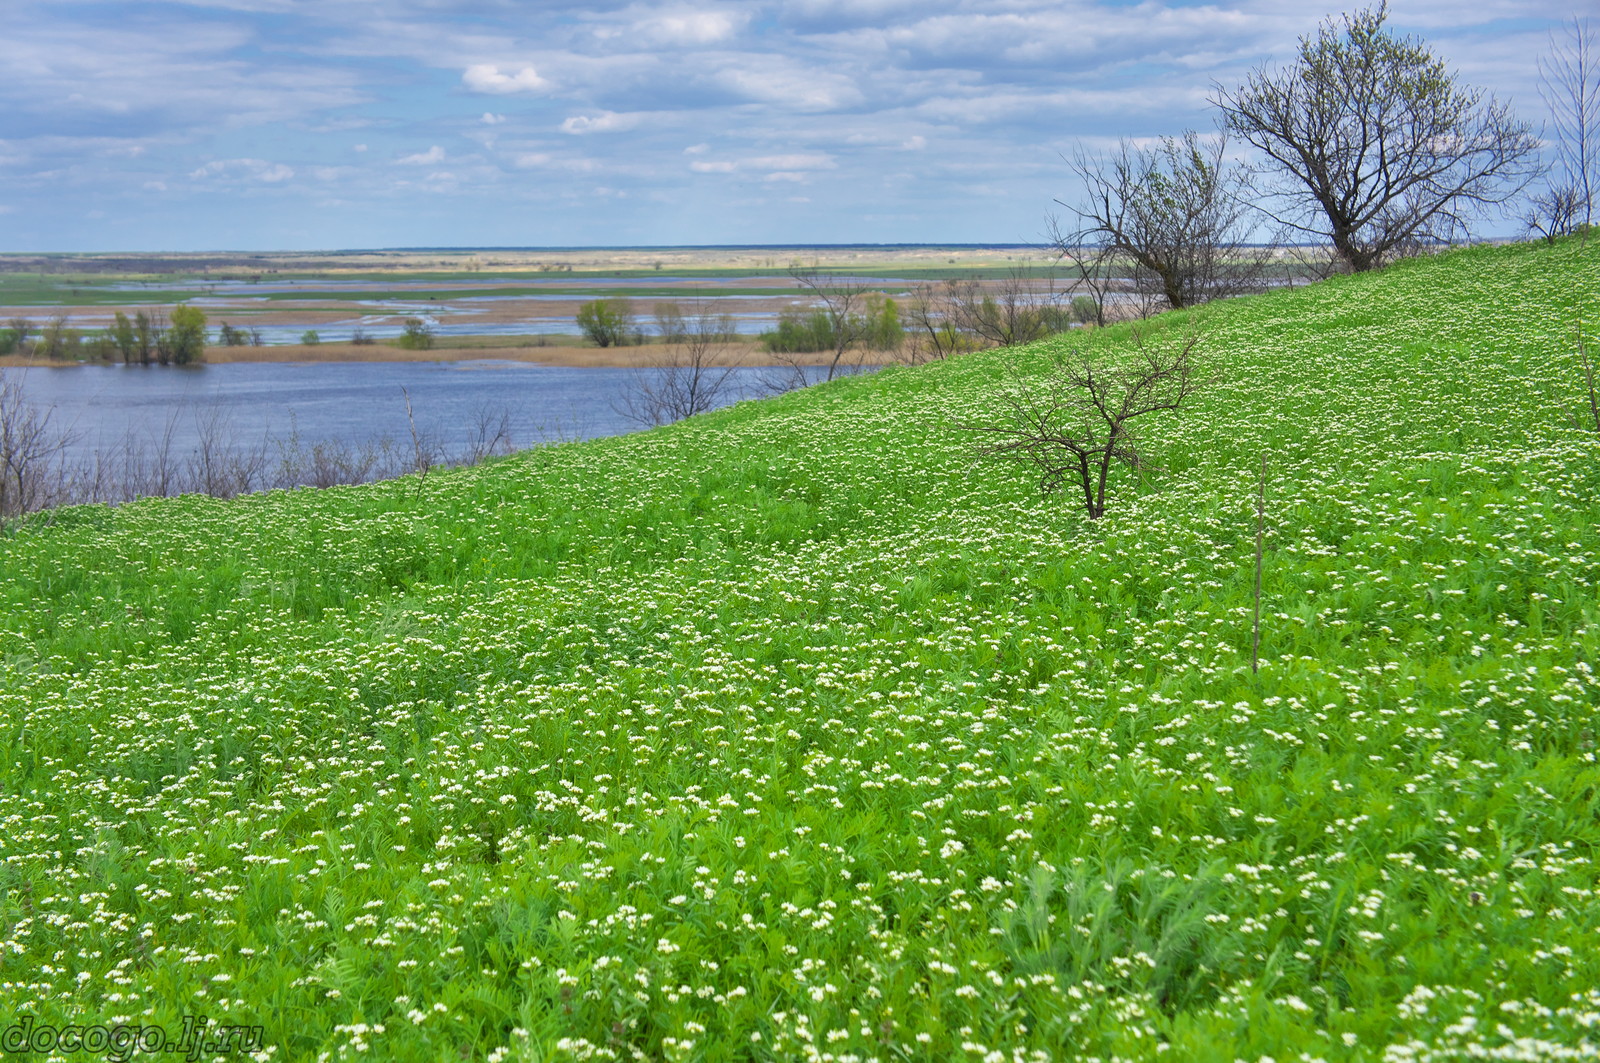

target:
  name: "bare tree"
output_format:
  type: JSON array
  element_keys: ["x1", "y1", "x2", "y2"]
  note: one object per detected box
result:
[
  {"x1": 951, "y1": 266, "x2": 1067, "y2": 347},
  {"x1": 1529, "y1": 16, "x2": 1599, "y2": 241},
  {"x1": 0, "y1": 371, "x2": 73, "y2": 519},
  {"x1": 786, "y1": 266, "x2": 873, "y2": 382},
  {"x1": 1058, "y1": 132, "x2": 1269, "y2": 311},
  {"x1": 963, "y1": 322, "x2": 1205, "y2": 520},
  {"x1": 187, "y1": 406, "x2": 270, "y2": 498},
  {"x1": 902, "y1": 281, "x2": 980, "y2": 363},
  {"x1": 616, "y1": 300, "x2": 742, "y2": 426},
  {"x1": 900, "y1": 267, "x2": 1067, "y2": 360},
  {"x1": 461, "y1": 403, "x2": 518, "y2": 464},
  {"x1": 1214, "y1": 2, "x2": 1541, "y2": 272},
  {"x1": 1047, "y1": 228, "x2": 1124, "y2": 327}
]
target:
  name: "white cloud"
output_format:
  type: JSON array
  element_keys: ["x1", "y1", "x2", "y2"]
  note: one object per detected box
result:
[
  {"x1": 481, "y1": 112, "x2": 507, "y2": 125},
  {"x1": 188, "y1": 157, "x2": 295, "y2": 182},
  {"x1": 901, "y1": 135, "x2": 926, "y2": 150},
  {"x1": 397, "y1": 145, "x2": 446, "y2": 165},
  {"x1": 712, "y1": 63, "x2": 863, "y2": 111},
  {"x1": 690, "y1": 152, "x2": 836, "y2": 177},
  {"x1": 560, "y1": 111, "x2": 641, "y2": 134},
  {"x1": 462, "y1": 63, "x2": 548, "y2": 95},
  {"x1": 634, "y1": 9, "x2": 745, "y2": 46}
]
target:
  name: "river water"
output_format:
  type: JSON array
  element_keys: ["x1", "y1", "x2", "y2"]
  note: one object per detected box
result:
[{"x1": 9, "y1": 360, "x2": 799, "y2": 467}]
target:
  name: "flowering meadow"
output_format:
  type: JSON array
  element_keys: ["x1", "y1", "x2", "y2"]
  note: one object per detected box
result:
[{"x1": 0, "y1": 237, "x2": 1597, "y2": 1061}]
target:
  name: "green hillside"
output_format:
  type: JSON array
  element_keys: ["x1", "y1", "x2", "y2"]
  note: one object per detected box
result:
[{"x1": 1, "y1": 238, "x2": 1597, "y2": 1061}]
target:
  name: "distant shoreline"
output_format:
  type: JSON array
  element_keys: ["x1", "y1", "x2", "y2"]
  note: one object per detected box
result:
[{"x1": 0, "y1": 341, "x2": 900, "y2": 370}]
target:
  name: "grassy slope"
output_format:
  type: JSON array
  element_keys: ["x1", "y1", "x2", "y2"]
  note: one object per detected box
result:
[{"x1": 1, "y1": 238, "x2": 1598, "y2": 1061}]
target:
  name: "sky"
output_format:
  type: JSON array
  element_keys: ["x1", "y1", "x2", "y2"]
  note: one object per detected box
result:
[{"x1": 0, "y1": 0, "x2": 1580, "y2": 251}]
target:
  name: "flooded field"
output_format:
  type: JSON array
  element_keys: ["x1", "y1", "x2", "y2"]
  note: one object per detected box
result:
[{"x1": 0, "y1": 245, "x2": 1068, "y2": 351}]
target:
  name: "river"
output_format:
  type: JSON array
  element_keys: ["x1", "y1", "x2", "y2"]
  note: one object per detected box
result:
[{"x1": 8, "y1": 360, "x2": 800, "y2": 471}]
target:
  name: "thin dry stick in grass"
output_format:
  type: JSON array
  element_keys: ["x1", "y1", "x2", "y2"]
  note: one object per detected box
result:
[
  {"x1": 401, "y1": 386, "x2": 431, "y2": 489},
  {"x1": 1253, "y1": 454, "x2": 1266, "y2": 674},
  {"x1": 1577, "y1": 306, "x2": 1599, "y2": 433}
]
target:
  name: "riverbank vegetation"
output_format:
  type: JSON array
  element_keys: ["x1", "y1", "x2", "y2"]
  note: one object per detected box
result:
[{"x1": 0, "y1": 235, "x2": 1596, "y2": 1059}]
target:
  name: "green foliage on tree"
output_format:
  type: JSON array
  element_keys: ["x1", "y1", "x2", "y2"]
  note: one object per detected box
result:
[
  {"x1": 866, "y1": 296, "x2": 904, "y2": 350},
  {"x1": 161, "y1": 304, "x2": 208, "y2": 365},
  {"x1": 108, "y1": 311, "x2": 157, "y2": 365},
  {"x1": 397, "y1": 318, "x2": 435, "y2": 351},
  {"x1": 761, "y1": 296, "x2": 903, "y2": 355},
  {"x1": 576, "y1": 298, "x2": 636, "y2": 347},
  {"x1": 301, "y1": 330, "x2": 321, "y2": 346}
]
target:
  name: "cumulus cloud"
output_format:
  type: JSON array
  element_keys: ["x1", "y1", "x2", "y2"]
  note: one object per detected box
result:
[
  {"x1": 634, "y1": 9, "x2": 745, "y2": 46},
  {"x1": 0, "y1": 0, "x2": 1568, "y2": 248},
  {"x1": 560, "y1": 111, "x2": 641, "y2": 134},
  {"x1": 397, "y1": 145, "x2": 446, "y2": 165},
  {"x1": 462, "y1": 63, "x2": 548, "y2": 94}
]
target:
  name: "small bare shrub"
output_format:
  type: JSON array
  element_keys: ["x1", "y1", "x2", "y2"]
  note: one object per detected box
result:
[{"x1": 964, "y1": 321, "x2": 1206, "y2": 520}]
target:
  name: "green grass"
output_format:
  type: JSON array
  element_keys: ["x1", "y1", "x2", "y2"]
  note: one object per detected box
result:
[{"x1": 1, "y1": 238, "x2": 1597, "y2": 1061}]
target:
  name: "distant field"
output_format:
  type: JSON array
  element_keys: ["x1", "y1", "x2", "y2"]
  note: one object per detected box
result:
[{"x1": 0, "y1": 237, "x2": 1595, "y2": 1061}]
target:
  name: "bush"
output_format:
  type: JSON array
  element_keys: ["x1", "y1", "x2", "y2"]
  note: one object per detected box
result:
[
  {"x1": 397, "y1": 318, "x2": 435, "y2": 351},
  {"x1": 158, "y1": 304, "x2": 206, "y2": 365},
  {"x1": 576, "y1": 298, "x2": 636, "y2": 347},
  {"x1": 761, "y1": 297, "x2": 903, "y2": 355},
  {"x1": 301, "y1": 330, "x2": 321, "y2": 346}
]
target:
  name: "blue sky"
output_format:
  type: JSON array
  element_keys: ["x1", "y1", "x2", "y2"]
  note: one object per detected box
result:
[{"x1": 0, "y1": 0, "x2": 1577, "y2": 251}]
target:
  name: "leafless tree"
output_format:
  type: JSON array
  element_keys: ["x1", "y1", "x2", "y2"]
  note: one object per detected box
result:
[
  {"x1": 616, "y1": 300, "x2": 742, "y2": 426},
  {"x1": 1214, "y1": 3, "x2": 1540, "y2": 273},
  {"x1": 952, "y1": 266, "x2": 1067, "y2": 347},
  {"x1": 0, "y1": 371, "x2": 73, "y2": 519},
  {"x1": 963, "y1": 322, "x2": 1205, "y2": 520},
  {"x1": 1529, "y1": 16, "x2": 1599, "y2": 241},
  {"x1": 784, "y1": 265, "x2": 873, "y2": 383},
  {"x1": 1047, "y1": 229, "x2": 1125, "y2": 327},
  {"x1": 901, "y1": 282, "x2": 980, "y2": 363},
  {"x1": 901, "y1": 267, "x2": 1067, "y2": 360},
  {"x1": 461, "y1": 403, "x2": 518, "y2": 464},
  {"x1": 1057, "y1": 132, "x2": 1270, "y2": 311},
  {"x1": 187, "y1": 406, "x2": 270, "y2": 498}
]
